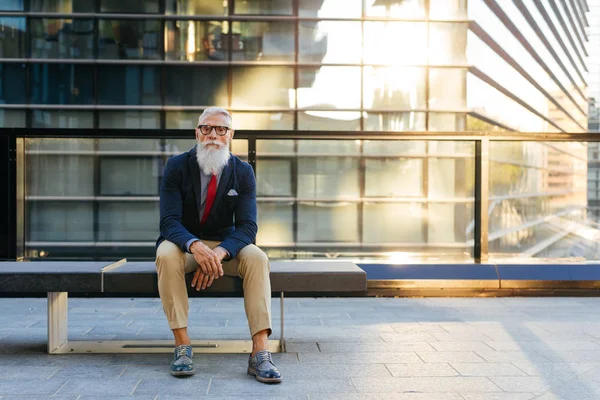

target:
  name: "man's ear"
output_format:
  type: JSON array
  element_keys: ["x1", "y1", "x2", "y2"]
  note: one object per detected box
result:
[{"x1": 229, "y1": 129, "x2": 235, "y2": 139}]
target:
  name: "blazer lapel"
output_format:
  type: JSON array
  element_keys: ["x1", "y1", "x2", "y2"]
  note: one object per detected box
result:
[{"x1": 188, "y1": 146, "x2": 203, "y2": 218}]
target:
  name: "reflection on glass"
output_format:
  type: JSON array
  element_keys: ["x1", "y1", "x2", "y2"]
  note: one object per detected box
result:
[
  {"x1": 428, "y1": 23, "x2": 467, "y2": 64},
  {"x1": 26, "y1": 138, "x2": 94, "y2": 151},
  {"x1": 0, "y1": 110, "x2": 26, "y2": 127},
  {"x1": 257, "y1": 140, "x2": 294, "y2": 154},
  {"x1": 256, "y1": 160, "x2": 292, "y2": 196},
  {"x1": 1, "y1": 0, "x2": 23, "y2": 10},
  {"x1": 98, "y1": 20, "x2": 161, "y2": 59},
  {"x1": 466, "y1": 114, "x2": 507, "y2": 131},
  {"x1": 28, "y1": 202, "x2": 94, "y2": 241},
  {"x1": 364, "y1": 22, "x2": 427, "y2": 65},
  {"x1": 429, "y1": 0, "x2": 467, "y2": 19},
  {"x1": 0, "y1": 63, "x2": 27, "y2": 104},
  {"x1": 298, "y1": 158, "x2": 359, "y2": 198},
  {"x1": 26, "y1": 155, "x2": 94, "y2": 196},
  {"x1": 257, "y1": 203, "x2": 293, "y2": 244},
  {"x1": 30, "y1": 19, "x2": 93, "y2": 59},
  {"x1": 428, "y1": 159, "x2": 457, "y2": 198},
  {"x1": 299, "y1": 21, "x2": 361, "y2": 64},
  {"x1": 165, "y1": 67, "x2": 228, "y2": 106},
  {"x1": 98, "y1": 66, "x2": 160, "y2": 105},
  {"x1": 30, "y1": 0, "x2": 93, "y2": 12},
  {"x1": 31, "y1": 63, "x2": 94, "y2": 105},
  {"x1": 429, "y1": 68, "x2": 466, "y2": 109},
  {"x1": 364, "y1": 67, "x2": 426, "y2": 110},
  {"x1": 98, "y1": 139, "x2": 160, "y2": 151},
  {"x1": 234, "y1": 0, "x2": 292, "y2": 15},
  {"x1": 232, "y1": 112, "x2": 294, "y2": 130},
  {"x1": 428, "y1": 113, "x2": 466, "y2": 131},
  {"x1": 298, "y1": 67, "x2": 360, "y2": 109},
  {"x1": 365, "y1": 0, "x2": 425, "y2": 17},
  {"x1": 364, "y1": 112, "x2": 426, "y2": 131},
  {"x1": 165, "y1": 139, "x2": 195, "y2": 154},
  {"x1": 365, "y1": 159, "x2": 423, "y2": 197},
  {"x1": 363, "y1": 203, "x2": 423, "y2": 243},
  {"x1": 363, "y1": 140, "x2": 426, "y2": 155},
  {"x1": 165, "y1": 20, "x2": 228, "y2": 61},
  {"x1": 231, "y1": 138, "x2": 248, "y2": 159},
  {"x1": 166, "y1": 0, "x2": 228, "y2": 15},
  {"x1": 99, "y1": 111, "x2": 161, "y2": 129},
  {"x1": 100, "y1": 0, "x2": 159, "y2": 13},
  {"x1": 298, "y1": 140, "x2": 360, "y2": 154},
  {"x1": 232, "y1": 67, "x2": 294, "y2": 108},
  {"x1": 299, "y1": 0, "x2": 361, "y2": 17},
  {"x1": 166, "y1": 111, "x2": 202, "y2": 129},
  {"x1": 100, "y1": 158, "x2": 158, "y2": 195},
  {"x1": 0, "y1": 17, "x2": 25, "y2": 58},
  {"x1": 298, "y1": 203, "x2": 358, "y2": 242},
  {"x1": 428, "y1": 203, "x2": 465, "y2": 243},
  {"x1": 298, "y1": 112, "x2": 361, "y2": 130},
  {"x1": 231, "y1": 21, "x2": 294, "y2": 61},
  {"x1": 32, "y1": 110, "x2": 93, "y2": 128},
  {"x1": 98, "y1": 202, "x2": 159, "y2": 241}
]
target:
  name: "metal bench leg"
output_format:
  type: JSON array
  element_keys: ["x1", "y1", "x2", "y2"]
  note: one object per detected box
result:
[
  {"x1": 47, "y1": 292, "x2": 68, "y2": 354},
  {"x1": 280, "y1": 291, "x2": 286, "y2": 352}
]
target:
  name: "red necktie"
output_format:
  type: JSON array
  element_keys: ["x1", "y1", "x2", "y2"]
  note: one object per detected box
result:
[{"x1": 201, "y1": 174, "x2": 217, "y2": 224}]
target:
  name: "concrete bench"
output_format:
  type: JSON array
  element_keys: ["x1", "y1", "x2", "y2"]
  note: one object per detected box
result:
[{"x1": 0, "y1": 260, "x2": 367, "y2": 355}]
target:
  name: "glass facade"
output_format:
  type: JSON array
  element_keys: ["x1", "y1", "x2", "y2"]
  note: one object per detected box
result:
[{"x1": 0, "y1": 0, "x2": 592, "y2": 260}]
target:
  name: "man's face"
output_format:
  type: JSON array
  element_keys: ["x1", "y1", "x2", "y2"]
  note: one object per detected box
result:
[{"x1": 195, "y1": 114, "x2": 234, "y2": 149}]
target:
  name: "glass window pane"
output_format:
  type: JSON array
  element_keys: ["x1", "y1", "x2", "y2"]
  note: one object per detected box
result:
[
  {"x1": 166, "y1": 0, "x2": 228, "y2": 15},
  {"x1": 231, "y1": 112, "x2": 294, "y2": 130},
  {"x1": 298, "y1": 140, "x2": 360, "y2": 154},
  {"x1": 166, "y1": 67, "x2": 228, "y2": 106},
  {"x1": 428, "y1": 112, "x2": 466, "y2": 131},
  {"x1": 31, "y1": 64, "x2": 94, "y2": 105},
  {"x1": 98, "y1": 202, "x2": 159, "y2": 241},
  {"x1": 28, "y1": 202, "x2": 94, "y2": 241},
  {"x1": 298, "y1": 67, "x2": 360, "y2": 109},
  {"x1": 231, "y1": 138, "x2": 247, "y2": 159},
  {"x1": 31, "y1": 110, "x2": 93, "y2": 128},
  {"x1": 257, "y1": 139, "x2": 294, "y2": 154},
  {"x1": 99, "y1": 111, "x2": 161, "y2": 129},
  {"x1": 165, "y1": 111, "x2": 203, "y2": 129},
  {"x1": 166, "y1": 20, "x2": 228, "y2": 61},
  {"x1": 26, "y1": 155, "x2": 94, "y2": 196},
  {"x1": 234, "y1": 0, "x2": 292, "y2": 15},
  {"x1": 365, "y1": 0, "x2": 425, "y2": 18},
  {"x1": 0, "y1": 63, "x2": 26, "y2": 104},
  {"x1": 0, "y1": 109, "x2": 26, "y2": 127},
  {"x1": 365, "y1": 159, "x2": 423, "y2": 197},
  {"x1": 429, "y1": 0, "x2": 467, "y2": 19},
  {"x1": 364, "y1": 112, "x2": 426, "y2": 131},
  {"x1": 299, "y1": 0, "x2": 361, "y2": 17},
  {"x1": 298, "y1": 157, "x2": 359, "y2": 198},
  {"x1": 364, "y1": 22, "x2": 427, "y2": 65},
  {"x1": 257, "y1": 203, "x2": 293, "y2": 245},
  {"x1": 98, "y1": 139, "x2": 160, "y2": 151},
  {"x1": 30, "y1": 19, "x2": 94, "y2": 59},
  {"x1": 364, "y1": 67, "x2": 426, "y2": 110},
  {"x1": 299, "y1": 21, "x2": 361, "y2": 64},
  {"x1": 0, "y1": 17, "x2": 25, "y2": 58},
  {"x1": 98, "y1": 20, "x2": 161, "y2": 59},
  {"x1": 100, "y1": 158, "x2": 159, "y2": 195},
  {"x1": 298, "y1": 203, "x2": 358, "y2": 242},
  {"x1": 26, "y1": 138, "x2": 94, "y2": 151},
  {"x1": 363, "y1": 203, "x2": 424, "y2": 243},
  {"x1": 231, "y1": 21, "x2": 294, "y2": 61},
  {"x1": 363, "y1": 140, "x2": 426, "y2": 155},
  {"x1": 429, "y1": 23, "x2": 467, "y2": 65},
  {"x1": 30, "y1": 0, "x2": 93, "y2": 12},
  {"x1": 429, "y1": 68, "x2": 466, "y2": 109},
  {"x1": 256, "y1": 159, "x2": 292, "y2": 196},
  {"x1": 232, "y1": 67, "x2": 294, "y2": 108},
  {"x1": 428, "y1": 158, "x2": 456, "y2": 198},
  {"x1": 100, "y1": 0, "x2": 158, "y2": 13},
  {"x1": 98, "y1": 66, "x2": 161, "y2": 105},
  {"x1": 298, "y1": 111, "x2": 360, "y2": 130},
  {"x1": 165, "y1": 138, "x2": 196, "y2": 154},
  {"x1": 466, "y1": 114, "x2": 507, "y2": 131},
  {"x1": 429, "y1": 203, "x2": 472, "y2": 243},
  {"x1": 1, "y1": 0, "x2": 23, "y2": 10}
]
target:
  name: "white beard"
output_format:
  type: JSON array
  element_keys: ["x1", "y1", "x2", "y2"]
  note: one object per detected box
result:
[{"x1": 196, "y1": 140, "x2": 231, "y2": 175}]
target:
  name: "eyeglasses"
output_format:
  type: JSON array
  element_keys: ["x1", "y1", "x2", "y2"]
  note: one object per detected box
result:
[{"x1": 197, "y1": 125, "x2": 230, "y2": 136}]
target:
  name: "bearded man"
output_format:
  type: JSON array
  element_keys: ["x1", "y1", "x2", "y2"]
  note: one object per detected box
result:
[{"x1": 155, "y1": 107, "x2": 281, "y2": 383}]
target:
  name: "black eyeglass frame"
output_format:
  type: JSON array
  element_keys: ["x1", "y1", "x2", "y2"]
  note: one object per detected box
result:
[{"x1": 197, "y1": 125, "x2": 231, "y2": 136}]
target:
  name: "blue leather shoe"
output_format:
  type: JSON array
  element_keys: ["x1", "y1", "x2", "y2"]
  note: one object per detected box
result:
[
  {"x1": 247, "y1": 350, "x2": 282, "y2": 383},
  {"x1": 170, "y1": 344, "x2": 195, "y2": 377}
]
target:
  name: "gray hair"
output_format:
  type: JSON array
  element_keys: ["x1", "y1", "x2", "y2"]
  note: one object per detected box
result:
[{"x1": 197, "y1": 107, "x2": 233, "y2": 128}]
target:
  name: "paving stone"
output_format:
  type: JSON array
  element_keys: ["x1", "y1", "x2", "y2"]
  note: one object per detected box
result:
[
  {"x1": 208, "y1": 378, "x2": 356, "y2": 395},
  {"x1": 512, "y1": 361, "x2": 599, "y2": 381},
  {"x1": 488, "y1": 377, "x2": 553, "y2": 394},
  {"x1": 56, "y1": 379, "x2": 141, "y2": 396},
  {"x1": 451, "y1": 362, "x2": 527, "y2": 376},
  {"x1": 417, "y1": 351, "x2": 486, "y2": 363},
  {"x1": 459, "y1": 393, "x2": 537, "y2": 399},
  {"x1": 0, "y1": 366, "x2": 58, "y2": 380},
  {"x1": 133, "y1": 378, "x2": 210, "y2": 395},
  {"x1": 351, "y1": 377, "x2": 501, "y2": 393},
  {"x1": 378, "y1": 333, "x2": 439, "y2": 342},
  {"x1": 317, "y1": 341, "x2": 435, "y2": 353},
  {"x1": 49, "y1": 365, "x2": 127, "y2": 380},
  {"x1": 0, "y1": 380, "x2": 68, "y2": 395},
  {"x1": 385, "y1": 363, "x2": 459, "y2": 377},
  {"x1": 309, "y1": 395, "x2": 462, "y2": 400},
  {"x1": 475, "y1": 351, "x2": 552, "y2": 363},
  {"x1": 430, "y1": 342, "x2": 495, "y2": 352},
  {"x1": 298, "y1": 352, "x2": 421, "y2": 364}
]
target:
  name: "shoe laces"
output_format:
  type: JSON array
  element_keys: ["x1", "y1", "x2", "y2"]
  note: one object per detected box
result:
[
  {"x1": 176, "y1": 345, "x2": 192, "y2": 358},
  {"x1": 256, "y1": 350, "x2": 273, "y2": 364}
]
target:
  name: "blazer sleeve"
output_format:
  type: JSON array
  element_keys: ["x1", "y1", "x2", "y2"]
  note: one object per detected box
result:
[
  {"x1": 159, "y1": 158, "x2": 197, "y2": 252},
  {"x1": 218, "y1": 164, "x2": 258, "y2": 259}
]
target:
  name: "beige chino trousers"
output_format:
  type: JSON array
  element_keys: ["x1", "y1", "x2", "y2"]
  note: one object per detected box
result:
[{"x1": 155, "y1": 239, "x2": 272, "y2": 338}]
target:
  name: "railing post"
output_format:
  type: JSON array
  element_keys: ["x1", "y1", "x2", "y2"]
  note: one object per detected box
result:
[
  {"x1": 474, "y1": 137, "x2": 489, "y2": 262},
  {"x1": 0, "y1": 133, "x2": 17, "y2": 260}
]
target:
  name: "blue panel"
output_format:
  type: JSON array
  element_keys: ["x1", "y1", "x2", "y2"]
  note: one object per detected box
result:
[
  {"x1": 357, "y1": 264, "x2": 498, "y2": 280},
  {"x1": 497, "y1": 264, "x2": 573, "y2": 280}
]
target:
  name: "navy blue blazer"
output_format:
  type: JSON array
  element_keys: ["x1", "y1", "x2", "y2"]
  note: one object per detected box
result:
[{"x1": 156, "y1": 145, "x2": 258, "y2": 259}]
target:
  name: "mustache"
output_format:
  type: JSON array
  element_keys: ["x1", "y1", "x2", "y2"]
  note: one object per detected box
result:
[{"x1": 199, "y1": 140, "x2": 226, "y2": 149}]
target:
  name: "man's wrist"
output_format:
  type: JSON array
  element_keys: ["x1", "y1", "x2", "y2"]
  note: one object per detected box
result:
[{"x1": 215, "y1": 246, "x2": 229, "y2": 260}]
